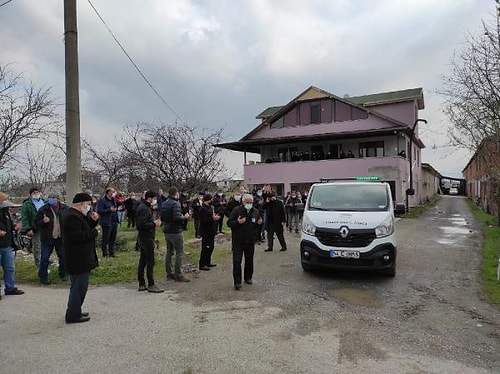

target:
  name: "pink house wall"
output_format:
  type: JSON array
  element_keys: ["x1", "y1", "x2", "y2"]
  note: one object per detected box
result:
[{"x1": 367, "y1": 102, "x2": 416, "y2": 126}]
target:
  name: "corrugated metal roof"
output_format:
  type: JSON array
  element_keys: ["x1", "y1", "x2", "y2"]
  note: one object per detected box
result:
[{"x1": 346, "y1": 88, "x2": 424, "y2": 109}]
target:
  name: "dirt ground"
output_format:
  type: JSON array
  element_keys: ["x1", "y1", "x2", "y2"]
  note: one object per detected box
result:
[{"x1": 1, "y1": 195, "x2": 499, "y2": 373}]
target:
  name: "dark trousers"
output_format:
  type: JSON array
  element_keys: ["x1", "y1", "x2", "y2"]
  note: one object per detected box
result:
[
  {"x1": 232, "y1": 241, "x2": 254, "y2": 285},
  {"x1": 38, "y1": 238, "x2": 65, "y2": 280},
  {"x1": 137, "y1": 237, "x2": 155, "y2": 287},
  {"x1": 101, "y1": 224, "x2": 117, "y2": 256},
  {"x1": 65, "y1": 272, "x2": 90, "y2": 322},
  {"x1": 216, "y1": 215, "x2": 224, "y2": 233},
  {"x1": 127, "y1": 213, "x2": 136, "y2": 228},
  {"x1": 194, "y1": 218, "x2": 201, "y2": 237},
  {"x1": 199, "y1": 234, "x2": 215, "y2": 267},
  {"x1": 267, "y1": 223, "x2": 287, "y2": 251}
]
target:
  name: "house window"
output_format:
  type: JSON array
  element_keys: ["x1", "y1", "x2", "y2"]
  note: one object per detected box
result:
[
  {"x1": 311, "y1": 145, "x2": 324, "y2": 160},
  {"x1": 311, "y1": 103, "x2": 321, "y2": 124},
  {"x1": 359, "y1": 141, "x2": 384, "y2": 157},
  {"x1": 327, "y1": 144, "x2": 340, "y2": 159},
  {"x1": 278, "y1": 147, "x2": 288, "y2": 162},
  {"x1": 270, "y1": 117, "x2": 284, "y2": 129}
]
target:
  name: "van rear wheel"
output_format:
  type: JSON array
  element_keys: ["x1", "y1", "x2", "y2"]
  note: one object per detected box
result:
[{"x1": 383, "y1": 264, "x2": 396, "y2": 277}]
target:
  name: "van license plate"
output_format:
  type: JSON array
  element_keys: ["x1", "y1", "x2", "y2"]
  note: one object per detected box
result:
[{"x1": 329, "y1": 250, "x2": 360, "y2": 259}]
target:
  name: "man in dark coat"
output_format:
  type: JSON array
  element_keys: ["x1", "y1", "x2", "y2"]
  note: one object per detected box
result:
[
  {"x1": 198, "y1": 194, "x2": 220, "y2": 271},
  {"x1": 34, "y1": 192, "x2": 68, "y2": 284},
  {"x1": 264, "y1": 192, "x2": 288, "y2": 252},
  {"x1": 160, "y1": 186, "x2": 190, "y2": 282},
  {"x1": 96, "y1": 187, "x2": 118, "y2": 257},
  {"x1": 62, "y1": 193, "x2": 99, "y2": 324},
  {"x1": 124, "y1": 193, "x2": 137, "y2": 228},
  {"x1": 190, "y1": 192, "x2": 203, "y2": 238},
  {"x1": 136, "y1": 190, "x2": 163, "y2": 293},
  {"x1": 227, "y1": 194, "x2": 262, "y2": 290},
  {"x1": 212, "y1": 190, "x2": 227, "y2": 234}
]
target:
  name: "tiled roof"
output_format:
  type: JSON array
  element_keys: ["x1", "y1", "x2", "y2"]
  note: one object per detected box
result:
[{"x1": 255, "y1": 106, "x2": 283, "y2": 119}]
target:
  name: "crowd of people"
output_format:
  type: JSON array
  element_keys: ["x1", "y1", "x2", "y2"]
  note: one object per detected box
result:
[{"x1": 0, "y1": 184, "x2": 308, "y2": 323}]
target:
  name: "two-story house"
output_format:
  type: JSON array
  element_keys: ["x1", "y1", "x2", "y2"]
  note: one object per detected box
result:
[{"x1": 217, "y1": 86, "x2": 426, "y2": 206}]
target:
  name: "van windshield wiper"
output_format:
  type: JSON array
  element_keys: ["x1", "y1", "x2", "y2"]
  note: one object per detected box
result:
[{"x1": 309, "y1": 206, "x2": 328, "y2": 211}]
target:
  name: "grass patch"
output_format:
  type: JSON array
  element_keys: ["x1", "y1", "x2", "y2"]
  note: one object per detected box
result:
[
  {"x1": 13, "y1": 220, "x2": 232, "y2": 286},
  {"x1": 466, "y1": 199, "x2": 500, "y2": 308},
  {"x1": 401, "y1": 195, "x2": 441, "y2": 218}
]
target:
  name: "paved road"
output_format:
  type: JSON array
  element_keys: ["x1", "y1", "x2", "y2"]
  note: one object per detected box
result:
[{"x1": 1, "y1": 195, "x2": 499, "y2": 373}]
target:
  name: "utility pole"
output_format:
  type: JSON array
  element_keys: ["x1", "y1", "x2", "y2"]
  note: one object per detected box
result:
[{"x1": 64, "y1": 0, "x2": 81, "y2": 201}]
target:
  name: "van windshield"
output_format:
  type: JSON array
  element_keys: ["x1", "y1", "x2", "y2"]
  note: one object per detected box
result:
[{"x1": 308, "y1": 184, "x2": 389, "y2": 212}]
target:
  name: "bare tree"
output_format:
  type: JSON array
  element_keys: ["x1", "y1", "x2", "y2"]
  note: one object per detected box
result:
[
  {"x1": 0, "y1": 65, "x2": 59, "y2": 168},
  {"x1": 120, "y1": 122, "x2": 225, "y2": 193},
  {"x1": 82, "y1": 138, "x2": 130, "y2": 190},
  {"x1": 440, "y1": 7, "x2": 500, "y2": 224},
  {"x1": 16, "y1": 142, "x2": 65, "y2": 189}
]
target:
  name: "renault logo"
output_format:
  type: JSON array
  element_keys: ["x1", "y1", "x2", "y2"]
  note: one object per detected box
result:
[{"x1": 339, "y1": 226, "x2": 350, "y2": 238}]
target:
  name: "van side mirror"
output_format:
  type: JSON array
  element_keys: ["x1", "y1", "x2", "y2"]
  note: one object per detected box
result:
[{"x1": 394, "y1": 203, "x2": 406, "y2": 216}]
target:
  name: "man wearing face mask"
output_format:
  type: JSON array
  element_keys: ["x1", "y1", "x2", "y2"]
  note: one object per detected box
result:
[
  {"x1": 61, "y1": 193, "x2": 99, "y2": 323},
  {"x1": 21, "y1": 187, "x2": 45, "y2": 268},
  {"x1": 224, "y1": 191, "x2": 242, "y2": 218},
  {"x1": 212, "y1": 190, "x2": 227, "y2": 234},
  {"x1": 199, "y1": 194, "x2": 220, "y2": 270},
  {"x1": 34, "y1": 192, "x2": 68, "y2": 285},
  {"x1": 227, "y1": 194, "x2": 263, "y2": 290},
  {"x1": 96, "y1": 187, "x2": 119, "y2": 257},
  {"x1": 136, "y1": 190, "x2": 163, "y2": 293},
  {"x1": 0, "y1": 192, "x2": 25, "y2": 298}
]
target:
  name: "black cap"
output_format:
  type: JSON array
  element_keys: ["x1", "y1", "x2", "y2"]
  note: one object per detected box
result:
[
  {"x1": 29, "y1": 187, "x2": 40, "y2": 195},
  {"x1": 72, "y1": 192, "x2": 93, "y2": 203}
]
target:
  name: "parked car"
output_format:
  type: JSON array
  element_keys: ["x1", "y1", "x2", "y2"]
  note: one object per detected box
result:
[{"x1": 449, "y1": 187, "x2": 458, "y2": 195}]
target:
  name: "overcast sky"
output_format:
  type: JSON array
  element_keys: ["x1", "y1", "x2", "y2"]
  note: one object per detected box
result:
[{"x1": 0, "y1": 0, "x2": 494, "y2": 179}]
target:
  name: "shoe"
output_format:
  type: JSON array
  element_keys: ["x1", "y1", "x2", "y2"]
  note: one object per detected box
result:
[
  {"x1": 234, "y1": 284, "x2": 242, "y2": 290},
  {"x1": 207, "y1": 263, "x2": 217, "y2": 267},
  {"x1": 40, "y1": 278, "x2": 51, "y2": 285},
  {"x1": 66, "y1": 316, "x2": 90, "y2": 324},
  {"x1": 138, "y1": 284, "x2": 147, "y2": 291},
  {"x1": 166, "y1": 274, "x2": 175, "y2": 281},
  {"x1": 174, "y1": 275, "x2": 191, "y2": 282},
  {"x1": 264, "y1": 248, "x2": 273, "y2": 252},
  {"x1": 5, "y1": 287, "x2": 24, "y2": 295},
  {"x1": 289, "y1": 229, "x2": 292, "y2": 233},
  {"x1": 280, "y1": 248, "x2": 287, "y2": 252},
  {"x1": 244, "y1": 279, "x2": 253, "y2": 285},
  {"x1": 81, "y1": 312, "x2": 89, "y2": 317},
  {"x1": 110, "y1": 254, "x2": 116, "y2": 258},
  {"x1": 295, "y1": 230, "x2": 299, "y2": 234},
  {"x1": 199, "y1": 266, "x2": 210, "y2": 271},
  {"x1": 147, "y1": 284, "x2": 164, "y2": 293}
]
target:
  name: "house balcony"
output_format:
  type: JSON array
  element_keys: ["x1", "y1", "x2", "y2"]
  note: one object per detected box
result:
[{"x1": 244, "y1": 156, "x2": 409, "y2": 186}]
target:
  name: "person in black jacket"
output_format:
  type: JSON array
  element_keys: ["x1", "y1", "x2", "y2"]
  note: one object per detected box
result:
[
  {"x1": 191, "y1": 192, "x2": 203, "y2": 238},
  {"x1": 136, "y1": 190, "x2": 163, "y2": 293},
  {"x1": 227, "y1": 194, "x2": 262, "y2": 290},
  {"x1": 198, "y1": 194, "x2": 220, "y2": 271},
  {"x1": 264, "y1": 192, "x2": 287, "y2": 252},
  {"x1": 62, "y1": 193, "x2": 99, "y2": 324},
  {"x1": 0, "y1": 192, "x2": 24, "y2": 298},
  {"x1": 160, "y1": 186, "x2": 190, "y2": 282},
  {"x1": 34, "y1": 192, "x2": 68, "y2": 285},
  {"x1": 124, "y1": 194, "x2": 136, "y2": 228}
]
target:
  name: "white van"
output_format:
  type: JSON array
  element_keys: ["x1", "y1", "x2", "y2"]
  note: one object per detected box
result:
[{"x1": 300, "y1": 180, "x2": 405, "y2": 277}]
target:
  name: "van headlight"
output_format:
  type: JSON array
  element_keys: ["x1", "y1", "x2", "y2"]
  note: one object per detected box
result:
[
  {"x1": 302, "y1": 216, "x2": 316, "y2": 236},
  {"x1": 375, "y1": 216, "x2": 394, "y2": 238}
]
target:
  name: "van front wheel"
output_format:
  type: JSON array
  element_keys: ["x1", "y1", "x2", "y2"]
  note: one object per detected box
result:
[
  {"x1": 301, "y1": 262, "x2": 313, "y2": 272},
  {"x1": 383, "y1": 264, "x2": 396, "y2": 278}
]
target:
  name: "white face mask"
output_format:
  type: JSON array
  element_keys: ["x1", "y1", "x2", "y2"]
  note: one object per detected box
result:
[
  {"x1": 32, "y1": 193, "x2": 41, "y2": 200},
  {"x1": 81, "y1": 204, "x2": 91, "y2": 215},
  {"x1": 234, "y1": 195, "x2": 241, "y2": 202}
]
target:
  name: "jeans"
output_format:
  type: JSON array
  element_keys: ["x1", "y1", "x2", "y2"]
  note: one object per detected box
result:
[
  {"x1": 199, "y1": 234, "x2": 215, "y2": 268},
  {"x1": 137, "y1": 237, "x2": 155, "y2": 287},
  {"x1": 101, "y1": 224, "x2": 117, "y2": 256},
  {"x1": 65, "y1": 272, "x2": 89, "y2": 322},
  {"x1": 287, "y1": 211, "x2": 300, "y2": 232},
  {"x1": 117, "y1": 211, "x2": 125, "y2": 226},
  {"x1": 232, "y1": 241, "x2": 254, "y2": 285},
  {"x1": 32, "y1": 231, "x2": 41, "y2": 267},
  {"x1": 0, "y1": 246, "x2": 15, "y2": 291},
  {"x1": 267, "y1": 223, "x2": 287, "y2": 251},
  {"x1": 38, "y1": 238, "x2": 65, "y2": 280},
  {"x1": 165, "y1": 233, "x2": 184, "y2": 276}
]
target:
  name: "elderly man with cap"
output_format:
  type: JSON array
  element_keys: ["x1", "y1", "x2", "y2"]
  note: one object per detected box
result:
[
  {"x1": 34, "y1": 191, "x2": 68, "y2": 285},
  {"x1": 0, "y1": 192, "x2": 24, "y2": 298},
  {"x1": 21, "y1": 186, "x2": 45, "y2": 268},
  {"x1": 62, "y1": 192, "x2": 99, "y2": 324}
]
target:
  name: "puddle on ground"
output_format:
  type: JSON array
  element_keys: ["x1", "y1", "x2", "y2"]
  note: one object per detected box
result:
[
  {"x1": 328, "y1": 288, "x2": 383, "y2": 308},
  {"x1": 448, "y1": 217, "x2": 468, "y2": 226},
  {"x1": 440, "y1": 226, "x2": 471, "y2": 235}
]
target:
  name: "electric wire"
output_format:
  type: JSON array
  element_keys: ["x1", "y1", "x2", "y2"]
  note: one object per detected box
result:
[
  {"x1": 87, "y1": 0, "x2": 185, "y2": 124},
  {"x1": 0, "y1": 0, "x2": 14, "y2": 8}
]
